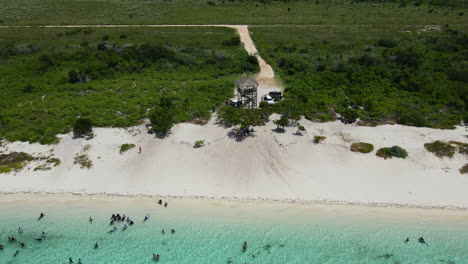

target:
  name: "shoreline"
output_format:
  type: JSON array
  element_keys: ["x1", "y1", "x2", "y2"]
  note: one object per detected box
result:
[{"x1": 1, "y1": 191, "x2": 467, "y2": 212}]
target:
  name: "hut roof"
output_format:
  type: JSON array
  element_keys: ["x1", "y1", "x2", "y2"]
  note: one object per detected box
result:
[{"x1": 236, "y1": 77, "x2": 258, "y2": 89}]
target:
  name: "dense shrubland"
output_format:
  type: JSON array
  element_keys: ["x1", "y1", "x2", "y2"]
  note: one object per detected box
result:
[
  {"x1": 0, "y1": 28, "x2": 258, "y2": 143},
  {"x1": 252, "y1": 26, "x2": 467, "y2": 129},
  {"x1": 0, "y1": 0, "x2": 465, "y2": 25}
]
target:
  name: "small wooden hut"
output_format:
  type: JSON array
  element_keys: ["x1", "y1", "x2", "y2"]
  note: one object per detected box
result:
[{"x1": 236, "y1": 77, "x2": 258, "y2": 109}]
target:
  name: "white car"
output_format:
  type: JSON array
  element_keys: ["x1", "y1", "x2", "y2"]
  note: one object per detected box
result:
[{"x1": 262, "y1": 94, "x2": 275, "y2": 105}]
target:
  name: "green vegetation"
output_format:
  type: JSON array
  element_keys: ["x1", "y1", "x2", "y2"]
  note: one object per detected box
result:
[
  {"x1": 295, "y1": 123, "x2": 306, "y2": 135},
  {"x1": 0, "y1": 152, "x2": 35, "y2": 173},
  {"x1": 350, "y1": 142, "x2": 374, "y2": 153},
  {"x1": 376, "y1": 146, "x2": 408, "y2": 159},
  {"x1": 73, "y1": 118, "x2": 93, "y2": 138},
  {"x1": 251, "y1": 25, "x2": 467, "y2": 128},
  {"x1": 119, "y1": 143, "x2": 136, "y2": 154},
  {"x1": 449, "y1": 141, "x2": 468, "y2": 155},
  {"x1": 460, "y1": 164, "x2": 468, "y2": 174},
  {"x1": 74, "y1": 153, "x2": 93, "y2": 169},
  {"x1": 424, "y1": 140, "x2": 456, "y2": 158},
  {"x1": 274, "y1": 116, "x2": 290, "y2": 131},
  {"x1": 313, "y1": 135, "x2": 326, "y2": 144},
  {"x1": 0, "y1": 27, "x2": 258, "y2": 143},
  {"x1": 194, "y1": 140, "x2": 205, "y2": 148},
  {"x1": 0, "y1": 0, "x2": 465, "y2": 26},
  {"x1": 217, "y1": 106, "x2": 271, "y2": 130}
]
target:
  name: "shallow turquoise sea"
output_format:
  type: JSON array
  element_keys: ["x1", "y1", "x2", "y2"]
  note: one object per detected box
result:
[{"x1": 0, "y1": 196, "x2": 467, "y2": 264}]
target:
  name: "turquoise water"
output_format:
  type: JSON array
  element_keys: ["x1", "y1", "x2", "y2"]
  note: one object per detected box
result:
[{"x1": 0, "y1": 196, "x2": 468, "y2": 264}]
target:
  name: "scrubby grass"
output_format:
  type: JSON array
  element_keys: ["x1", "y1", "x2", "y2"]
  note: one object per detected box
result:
[
  {"x1": 449, "y1": 141, "x2": 468, "y2": 155},
  {"x1": 460, "y1": 164, "x2": 468, "y2": 174},
  {"x1": 0, "y1": 0, "x2": 465, "y2": 26},
  {"x1": 251, "y1": 25, "x2": 467, "y2": 129},
  {"x1": 194, "y1": 140, "x2": 205, "y2": 148},
  {"x1": 0, "y1": 27, "x2": 258, "y2": 144},
  {"x1": 424, "y1": 140, "x2": 456, "y2": 158},
  {"x1": 120, "y1": 143, "x2": 136, "y2": 154},
  {"x1": 424, "y1": 140, "x2": 468, "y2": 158},
  {"x1": 376, "y1": 146, "x2": 408, "y2": 159},
  {"x1": 313, "y1": 135, "x2": 326, "y2": 144},
  {"x1": 74, "y1": 153, "x2": 93, "y2": 169},
  {"x1": 350, "y1": 142, "x2": 374, "y2": 153},
  {"x1": 0, "y1": 152, "x2": 35, "y2": 173}
]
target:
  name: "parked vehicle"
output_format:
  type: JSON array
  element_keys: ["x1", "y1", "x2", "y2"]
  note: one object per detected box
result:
[
  {"x1": 268, "y1": 91, "x2": 282, "y2": 101},
  {"x1": 228, "y1": 98, "x2": 241, "y2": 108},
  {"x1": 262, "y1": 94, "x2": 275, "y2": 105}
]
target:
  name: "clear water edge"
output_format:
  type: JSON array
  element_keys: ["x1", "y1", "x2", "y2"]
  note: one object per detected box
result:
[{"x1": 0, "y1": 195, "x2": 467, "y2": 264}]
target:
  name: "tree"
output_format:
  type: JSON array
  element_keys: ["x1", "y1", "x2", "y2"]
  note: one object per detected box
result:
[
  {"x1": 73, "y1": 118, "x2": 93, "y2": 137},
  {"x1": 149, "y1": 96, "x2": 175, "y2": 137},
  {"x1": 274, "y1": 116, "x2": 289, "y2": 131}
]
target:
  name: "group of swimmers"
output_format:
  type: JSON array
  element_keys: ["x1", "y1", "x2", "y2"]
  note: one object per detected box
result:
[{"x1": 0, "y1": 226, "x2": 47, "y2": 258}]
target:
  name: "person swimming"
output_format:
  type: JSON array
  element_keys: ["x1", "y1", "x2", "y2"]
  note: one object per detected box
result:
[
  {"x1": 38, "y1": 213, "x2": 45, "y2": 220},
  {"x1": 108, "y1": 227, "x2": 117, "y2": 233},
  {"x1": 94, "y1": 242, "x2": 99, "y2": 249},
  {"x1": 19, "y1": 242, "x2": 26, "y2": 248},
  {"x1": 404, "y1": 238, "x2": 409, "y2": 243},
  {"x1": 153, "y1": 254, "x2": 160, "y2": 261},
  {"x1": 35, "y1": 237, "x2": 43, "y2": 241},
  {"x1": 171, "y1": 229, "x2": 175, "y2": 234},
  {"x1": 18, "y1": 227, "x2": 23, "y2": 234},
  {"x1": 13, "y1": 250, "x2": 19, "y2": 257},
  {"x1": 69, "y1": 257, "x2": 74, "y2": 263},
  {"x1": 161, "y1": 229, "x2": 165, "y2": 235},
  {"x1": 0, "y1": 244, "x2": 3, "y2": 250},
  {"x1": 227, "y1": 257, "x2": 233, "y2": 263},
  {"x1": 78, "y1": 258, "x2": 82, "y2": 264},
  {"x1": 123, "y1": 224, "x2": 128, "y2": 231},
  {"x1": 418, "y1": 237, "x2": 428, "y2": 246}
]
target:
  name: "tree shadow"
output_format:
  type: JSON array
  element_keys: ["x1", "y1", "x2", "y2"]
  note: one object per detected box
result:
[
  {"x1": 227, "y1": 128, "x2": 255, "y2": 142},
  {"x1": 272, "y1": 127, "x2": 285, "y2": 133}
]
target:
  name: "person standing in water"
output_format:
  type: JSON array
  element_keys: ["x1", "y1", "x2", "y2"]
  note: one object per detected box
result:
[
  {"x1": 13, "y1": 250, "x2": 19, "y2": 257},
  {"x1": 89, "y1": 217, "x2": 93, "y2": 223},
  {"x1": 38, "y1": 213, "x2": 45, "y2": 220},
  {"x1": 139, "y1": 146, "x2": 142, "y2": 154},
  {"x1": 18, "y1": 227, "x2": 23, "y2": 234},
  {"x1": 69, "y1": 257, "x2": 73, "y2": 263}
]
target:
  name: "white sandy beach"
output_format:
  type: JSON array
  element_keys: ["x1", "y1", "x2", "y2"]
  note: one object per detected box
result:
[
  {"x1": 1, "y1": 117, "x2": 467, "y2": 208},
  {"x1": 0, "y1": 24, "x2": 467, "y2": 209}
]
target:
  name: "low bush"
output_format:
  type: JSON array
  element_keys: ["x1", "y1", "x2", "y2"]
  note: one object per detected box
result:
[
  {"x1": 194, "y1": 140, "x2": 205, "y2": 148},
  {"x1": 222, "y1": 36, "x2": 240, "y2": 46},
  {"x1": 424, "y1": 141, "x2": 456, "y2": 158},
  {"x1": 0, "y1": 152, "x2": 35, "y2": 173},
  {"x1": 449, "y1": 141, "x2": 468, "y2": 155},
  {"x1": 350, "y1": 142, "x2": 374, "y2": 153},
  {"x1": 460, "y1": 164, "x2": 468, "y2": 174},
  {"x1": 119, "y1": 143, "x2": 136, "y2": 154},
  {"x1": 376, "y1": 146, "x2": 408, "y2": 159},
  {"x1": 313, "y1": 135, "x2": 326, "y2": 144},
  {"x1": 74, "y1": 153, "x2": 93, "y2": 169}
]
